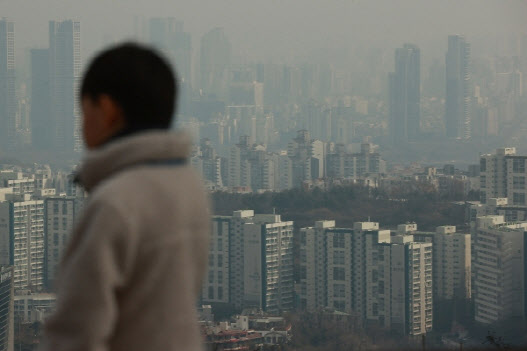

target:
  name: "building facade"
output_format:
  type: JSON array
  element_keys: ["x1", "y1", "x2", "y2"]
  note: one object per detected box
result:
[
  {"x1": 49, "y1": 20, "x2": 81, "y2": 151},
  {"x1": 473, "y1": 216, "x2": 527, "y2": 324},
  {"x1": 243, "y1": 215, "x2": 294, "y2": 314},
  {"x1": 0, "y1": 18, "x2": 16, "y2": 151},
  {"x1": 389, "y1": 44, "x2": 420, "y2": 144},
  {"x1": 202, "y1": 211, "x2": 294, "y2": 314},
  {"x1": 0, "y1": 195, "x2": 45, "y2": 291},
  {"x1": 411, "y1": 225, "x2": 472, "y2": 300},
  {"x1": 44, "y1": 197, "x2": 83, "y2": 289},
  {"x1": 480, "y1": 147, "x2": 527, "y2": 206},
  {"x1": 0, "y1": 266, "x2": 14, "y2": 351},
  {"x1": 299, "y1": 221, "x2": 433, "y2": 335},
  {"x1": 445, "y1": 35, "x2": 471, "y2": 139}
]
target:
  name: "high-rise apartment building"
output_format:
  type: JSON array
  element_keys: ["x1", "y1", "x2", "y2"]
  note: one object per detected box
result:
[
  {"x1": 202, "y1": 215, "x2": 232, "y2": 305},
  {"x1": 44, "y1": 197, "x2": 83, "y2": 289},
  {"x1": 0, "y1": 18, "x2": 16, "y2": 151},
  {"x1": 326, "y1": 142, "x2": 386, "y2": 180},
  {"x1": 445, "y1": 35, "x2": 471, "y2": 139},
  {"x1": 410, "y1": 225, "x2": 471, "y2": 300},
  {"x1": 49, "y1": 20, "x2": 81, "y2": 152},
  {"x1": 30, "y1": 49, "x2": 52, "y2": 150},
  {"x1": 286, "y1": 130, "x2": 325, "y2": 187},
  {"x1": 202, "y1": 211, "x2": 294, "y2": 313},
  {"x1": 228, "y1": 136, "x2": 277, "y2": 192},
  {"x1": 473, "y1": 216, "x2": 527, "y2": 324},
  {"x1": 191, "y1": 139, "x2": 225, "y2": 189},
  {"x1": 243, "y1": 214, "x2": 294, "y2": 314},
  {"x1": 299, "y1": 221, "x2": 433, "y2": 336},
  {"x1": 200, "y1": 28, "x2": 231, "y2": 100},
  {"x1": 0, "y1": 266, "x2": 14, "y2": 351},
  {"x1": 0, "y1": 195, "x2": 45, "y2": 292},
  {"x1": 389, "y1": 44, "x2": 420, "y2": 144},
  {"x1": 479, "y1": 147, "x2": 527, "y2": 205}
]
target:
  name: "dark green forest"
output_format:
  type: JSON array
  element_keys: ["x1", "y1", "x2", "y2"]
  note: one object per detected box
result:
[{"x1": 212, "y1": 184, "x2": 471, "y2": 231}]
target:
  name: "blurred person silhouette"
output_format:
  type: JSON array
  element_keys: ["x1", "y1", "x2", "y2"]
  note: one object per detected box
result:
[{"x1": 41, "y1": 43, "x2": 210, "y2": 351}]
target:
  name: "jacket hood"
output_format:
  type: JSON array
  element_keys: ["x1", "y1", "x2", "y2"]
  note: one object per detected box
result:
[{"x1": 77, "y1": 130, "x2": 192, "y2": 192}]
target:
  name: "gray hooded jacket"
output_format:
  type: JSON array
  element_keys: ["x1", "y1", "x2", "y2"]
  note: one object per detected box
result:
[{"x1": 41, "y1": 131, "x2": 210, "y2": 351}]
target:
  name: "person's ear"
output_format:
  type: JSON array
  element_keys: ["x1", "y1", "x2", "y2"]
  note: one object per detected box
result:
[{"x1": 98, "y1": 94, "x2": 125, "y2": 130}]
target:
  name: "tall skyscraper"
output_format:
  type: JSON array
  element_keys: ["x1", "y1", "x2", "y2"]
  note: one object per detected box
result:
[
  {"x1": 30, "y1": 49, "x2": 52, "y2": 150},
  {"x1": 148, "y1": 18, "x2": 192, "y2": 85},
  {"x1": 200, "y1": 28, "x2": 231, "y2": 100},
  {"x1": 0, "y1": 18, "x2": 16, "y2": 151},
  {"x1": 49, "y1": 20, "x2": 81, "y2": 152},
  {"x1": 445, "y1": 35, "x2": 471, "y2": 139},
  {"x1": 148, "y1": 18, "x2": 192, "y2": 115},
  {"x1": 389, "y1": 44, "x2": 420, "y2": 144}
]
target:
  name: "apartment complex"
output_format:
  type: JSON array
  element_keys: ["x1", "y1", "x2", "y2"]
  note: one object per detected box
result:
[
  {"x1": 0, "y1": 266, "x2": 14, "y2": 351},
  {"x1": 0, "y1": 195, "x2": 45, "y2": 291},
  {"x1": 44, "y1": 197, "x2": 83, "y2": 289},
  {"x1": 473, "y1": 216, "x2": 527, "y2": 324},
  {"x1": 479, "y1": 147, "x2": 527, "y2": 206},
  {"x1": 326, "y1": 142, "x2": 386, "y2": 180},
  {"x1": 202, "y1": 211, "x2": 294, "y2": 314},
  {"x1": 299, "y1": 221, "x2": 433, "y2": 335},
  {"x1": 410, "y1": 225, "x2": 472, "y2": 300}
]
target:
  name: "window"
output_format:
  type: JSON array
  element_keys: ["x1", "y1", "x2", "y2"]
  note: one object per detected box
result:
[
  {"x1": 513, "y1": 158, "x2": 525, "y2": 173},
  {"x1": 217, "y1": 254, "x2": 223, "y2": 267},
  {"x1": 300, "y1": 232, "x2": 306, "y2": 245},
  {"x1": 333, "y1": 250, "x2": 345, "y2": 265},
  {"x1": 208, "y1": 286, "x2": 214, "y2": 300},
  {"x1": 218, "y1": 287, "x2": 223, "y2": 300},
  {"x1": 333, "y1": 284, "x2": 345, "y2": 298},
  {"x1": 53, "y1": 202, "x2": 59, "y2": 215},
  {"x1": 208, "y1": 270, "x2": 214, "y2": 283},
  {"x1": 333, "y1": 267, "x2": 345, "y2": 281},
  {"x1": 209, "y1": 254, "x2": 214, "y2": 267},
  {"x1": 217, "y1": 271, "x2": 223, "y2": 284},
  {"x1": 513, "y1": 176, "x2": 525, "y2": 190},
  {"x1": 333, "y1": 233, "x2": 345, "y2": 248},
  {"x1": 62, "y1": 203, "x2": 68, "y2": 214},
  {"x1": 217, "y1": 238, "x2": 223, "y2": 251},
  {"x1": 513, "y1": 193, "x2": 525, "y2": 205},
  {"x1": 480, "y1": 158, "x2": 486, "y2": 172},
  {"x1": 300, "y1": 266, "x2": 307, "y2": 280}
]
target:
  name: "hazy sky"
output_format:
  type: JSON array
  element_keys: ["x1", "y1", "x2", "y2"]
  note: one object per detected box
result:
[{"x1": 1, "y1": 0, "x2": 526, "y2": 64}]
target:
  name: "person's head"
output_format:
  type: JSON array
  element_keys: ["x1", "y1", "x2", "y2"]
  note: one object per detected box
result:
[{"x1": 80, "y1": 42, "x2": 177, "y2": 149}]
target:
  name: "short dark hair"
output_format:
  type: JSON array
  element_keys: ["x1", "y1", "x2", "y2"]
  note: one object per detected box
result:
[{"x1": 81, "y1": 42, "x2": 177, "y2": 129}]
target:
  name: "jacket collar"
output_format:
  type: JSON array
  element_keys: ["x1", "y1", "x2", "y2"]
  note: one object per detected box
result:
[{"x1": 77, "y1": 130, "x2": 192, "y2": 192}]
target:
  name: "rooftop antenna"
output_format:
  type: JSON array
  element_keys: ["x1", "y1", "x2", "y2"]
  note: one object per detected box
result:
[{"x1": 273, "y1": 207, "x2": 276, "y2": 215}]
